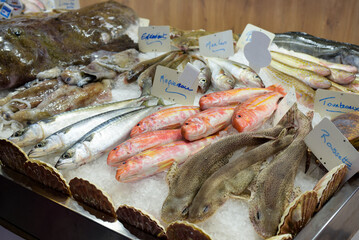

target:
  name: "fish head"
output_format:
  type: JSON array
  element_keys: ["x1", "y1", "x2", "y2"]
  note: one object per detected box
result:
[
  {"x1": 8, "y1": 124, "x2": 44, "y2": 147},
  {"x1": 115, "y1": 160, "x2": 142, "y2": 182},
  {"x1": 28, "y1": 135, "x2": 63, "y2": 157},
  {"x1": 161, "y1": 193, "x2": 194, "y2": 223},
  {"x1": 232, "y1": 110, "x2": 254, "y2": 132},
  {"x1": 181, "y1": 118, "x2": 207, "y2": 141},
  {"x1": 55, "y1": 143, "x2": 90, "y2": 170},
  {"x1": 246, "y1": 70, "x2": 264, "y2": 88},
  {"x1": 218, "y1": 74, "x2": 235, "y2": 90},
  {"x1": 130, "y1": 120, "x2": 149, "y2": 137}
]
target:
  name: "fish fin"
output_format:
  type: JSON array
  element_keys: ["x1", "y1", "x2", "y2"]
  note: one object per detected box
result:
[
  {"x1": 166, "y1": 160, "x2": 178, "y2": 187},
  {"x1": 229, "y1": 189, "x2": 252, "y2": 201},
  {"x1": 267, "y1": 84, "x2": 287, "y2": 96}
]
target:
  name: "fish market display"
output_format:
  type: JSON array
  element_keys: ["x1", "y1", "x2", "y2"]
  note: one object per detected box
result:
[
  {"x1": 130, "y1": 106, "x2": 200, "y2": 137},
  {"x1": 161, "y1": 117, "x2": 293, "y2": 223},
  {"x1": 273, "y1": 32, "x2": 359, "y2": 69},
  {"x1": 8, "y1": 96, "x2": 149, "y2": 147},
  {"x1": 188, "y1": 133, "x2": 295, "y2": 222},
  {"x1": 28, "y1": 106, "x2": 146, "y2": 158},
  {"x1": 115, "y1": 135, "x2": 218, "y2": 183},
  {"x1": 107, "y1": 129, "x2": 183, "y2": 167},
  {"x1": 0, "y1": 1, "x2": 138, "y2": 89},
  {"x1": 56, "y1": 106, "x2": 160, "y2": 170},
  {"x1": 249, "y1": 106, "x2": 312, "y2": 238},
  {"x1": 232, "y1": 85, "x2": 285, "y2": 132},
  {"x1": 192, "y1": 59, "x2": 212, "y2": 93},
  {"x1": 199, "y1": 86, "x2": 276, "y2": 110},
  {"x1": 206, "y1": 59, "x2": 236, "y2": 91},
  {"x1": 181, "y1": 106, "x2": 235, "y2": 141}
]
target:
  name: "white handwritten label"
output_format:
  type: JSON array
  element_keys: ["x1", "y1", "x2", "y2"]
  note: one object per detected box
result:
[
  {"x1": 139, "y1": 18, "x2": 150, "y2": 27},
  {"x1": 199, "y1": 30, "x2": 234, "y2": 58},
  {"x1": 151, "y1": 65, "x2": 199, "y2": 105},
  {"x1": 237, "y1": 23, "x2": 275, "y2": 50},
  {"x1": 0, "y1": 3, "x2": 13, "y2": 19},
  {"x1": 304, "y1": 117, "x2": 359, "y2": 182},
  {"x1": 138, "y1": 26, "x2": 171, "y2": 53},
  {"x1": 55, "y1": 0, "x2": 79, "y2": 10},
  {"x1": 314, "y1": 89, "x2": 359, "y2": 118},
  {"x1": 272, "y1": 87, "x2": 296, "y2": 126}
]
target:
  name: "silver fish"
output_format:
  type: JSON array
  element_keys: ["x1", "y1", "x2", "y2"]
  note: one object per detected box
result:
[
  {"x1": 192, "y1": 59, "x2": 211, "y2": 93},
  {"x1": 206, "y1": 59, "x2": 235, "y2": 91},
  {"x1": 8, "y1": 96, "x2": 151, "y2": 147},
  {"x1": 55, "y1": 106, "x2": 160, "y2": 170},
  {"x1": 28, "y1": 106, "x2": 145, "y2": 157}
]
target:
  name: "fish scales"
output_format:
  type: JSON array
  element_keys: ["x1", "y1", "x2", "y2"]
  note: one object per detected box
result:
[{"x1": 161, "y1": 121, "x2": 291, "y2": 223}]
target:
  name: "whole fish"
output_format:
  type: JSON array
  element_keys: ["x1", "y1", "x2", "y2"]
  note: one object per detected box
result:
[
  {"x1": 28, "y1": 106, "x2": 145, "y2": 158},
  {"x1": 270, "y1": 59, "x2": 332, "y2": 89},
  {"x1": 188, "y1": 133, "x2": 295, "y2": 223},
  {"x1": 8, "y1": 96, "x2": 150, "y2": 147},
  {"x1": 107, "y1": 129, "x2": 183, "y2": 167},
  {"x1": 161, "y1": 114, "x2": 293, "y2": 223},
  {"x1": 199, "y1": 86, "x2": 276, "y2": 110},
  {"x1": 327, "y1": 68, "x2": 356, "y2": 85},
  {"x1": 192, "y1": 59, "x2": 211, "y2": 93},
  {"x1": 9, "y1": 80, "x2": 112, "y2": 123},
  {"x1": 181, "y1": 106, "x2": 235, "y2": 141},
  {"x1": 270, "y1": 51, "x2": 331, "y2": 76},
  {"x1": 206, "y1": 59, "x2": 235, "y2": 91},
  {"x1": 130, "y1": 106, "x2": 200, "y2": 137},
  {"x1": 56, "y1": 106, "x2": 160, "y2": 170},
  {"x1": 115, "y1": 135, "x2": 217, "y2": 183},
  {"x1": 210, "y1": 57, "x2": 264, "y2": 88},
  {"x1": 232, "y1": 85, "x2": 286, "y2": 132},
  {"x1": 94, "y1": 48, "x2": 140, "y2": 72},
  {"x1": 248, "y1": 106, "x2": 312, "y2": 238},
  {"x1": 263, "y1": 66, "x2": 315, "y2": 109}
]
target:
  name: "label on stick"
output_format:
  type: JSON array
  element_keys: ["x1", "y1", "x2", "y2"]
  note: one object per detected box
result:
[
  {"x1": 138, "y1": 26, "x2": 171, "y2": 52},
  {"x1": 304, "y1": 117, "x2": 359, "y2": 182},
  {"x1": 199, "y1": 30, "x2": 234, "y2": 58},
  {"x1": 237, "y1": 23, "x2": 275, "y2": 50},
  {"x1": 272, "y1": 87, "x2": 296, "y2": 126},
  {"x1": 0, "y1": 3, "x2": 13, "y2": 19},
  {"x1": 314, "y1": 89, "x2": 359, "y2": 118},
  {"x1": 151, "y1": 64, "x2": 200, "y2": 105}
]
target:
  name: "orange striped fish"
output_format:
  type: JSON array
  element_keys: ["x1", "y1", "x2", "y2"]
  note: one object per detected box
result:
[
  {"x1": 232, "y1": 85, "x2": 286, "y2": 132},
  {"x1": 130, "y1": 106, "x2": 200, "y2": 137}
]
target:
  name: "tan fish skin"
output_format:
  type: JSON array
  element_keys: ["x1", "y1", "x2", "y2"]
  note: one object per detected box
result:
[
  {"x1": 161, "y1": 118, "x2": 293, "y2": 223},
  {"x1": 188, "y1": 133, "x2": 295, "y2": 223},
  {"x1": 248, "y1": 106, "x2": 312, "y2": 238},
  {"x1": 327, "y1": 68, "x2": 356, "y2": 85},
  {"x1": 270, "y1": 51, "x2": 331, "y2": 76},
  {"x1": 270, "y1": 59, "x2": 332, "y2": 89}
]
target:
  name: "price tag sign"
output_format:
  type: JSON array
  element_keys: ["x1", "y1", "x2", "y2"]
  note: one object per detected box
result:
[
  {"x1": 199, "y1": 30, "x2": 234, "y2": 58},
  {"x1": 237, "y1": 23, "x2": 275, "y2": 50},
  {"x1": 0, "y1": 3, "x2": 13, "y2": 19},
  {"x1": 138, "y1": 26, "x2": 171, "y2": 52},
  {"x1": 55, "y1": 0, "x2": 80, "y2": 10},
  {"x1": 314, "y1": 89, "x2": 359, "y2": 118},
  {"x1": 151, "y1": 64, "x2": 200, "y2": 105},
  {"x1": 272, "y1": 87, "x2": 296, "y2": 126},
  {"x1": 304, "y1": 117, "x2": 359, "y2": 182}
]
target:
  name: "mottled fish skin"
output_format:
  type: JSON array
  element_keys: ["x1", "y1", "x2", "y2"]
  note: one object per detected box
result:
[
  {"x1": 270, "y1": 59, "x2": 332, "y2": 89},
  {"x1": 115, "y1": 135, "x2": 217, "y2": 183},
  {"x1": 130, "y1": 106, "x2": 200, "y2": 137},
  {"x1": 161, "y1": 118, "x2": 293, "y2": 223},
  {"x1": 182, "y1": 106, "x2": 235, "y2": 141},
  {"x1": 188, "y1": 133, "x2": 295, "y2": 223},
  {"x1": 28, "y1": 106, "x2": 145, "y2": 158},
  {"x1": 263, "y1": 66, "x2": 315, "y2": 109},
  {"x1": 55, "y1": 106, "x2": 160, "y2": 170},
  {"x1": 8, "y1": 96, "x2": 150, "y2": 147},
  {"x1": 199, "y1": 86, "x2": 275, "y2": 110},
  {"x1": 248, "y1": 106, "x2": 312, "y2": 238},
  {"x1": 107, "y1": 129, "x2": 183, "y2": 167},
  {"x1": 206, "y1": 59, "x2": 235, "y2": 91},
  {"x1": 327, "y1": 68, "x2": 356, "y2": 85},
  {"x1": 270, "y1": 51, "x2": 331, "y2": 76},
  {"x1": 232, "y1": 85, "x2": 286, "y2": 132}
]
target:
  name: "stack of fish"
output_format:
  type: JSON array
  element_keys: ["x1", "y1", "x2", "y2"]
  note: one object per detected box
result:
[{"x1": 111, "y1": 84, "x2": 286, "y2": 182}]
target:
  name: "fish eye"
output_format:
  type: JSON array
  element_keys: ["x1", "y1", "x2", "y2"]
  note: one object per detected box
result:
[
  {"x1": 136, "y1": 123, "x2": 140, "y2": 126},
  {"x1": 256, "y1": 211, "x2": 261, "y2": 221},
  {"x1": 36, "y1": 142, "x2": 45, "y2": 148},
  {"x1": 202, "y1": 205, "x2": 209, "y2": 214},
  {"x1": 237, "y1": 115, "x2": 241, "y2": 118},
  {"x1": 65, "y1": 77, "x2": 71, "y2": 83},
  {"x1": 200, "y1": 79, "x2": 206, "y2": 82},
  {"x1": 62, "y1": 152, "x2": 72, "y2": 159},
  {"x1": 181, "y1": 207, "x2": 189, "y2": 216},
  {"x1": 13, "y1": 130, "x2": 24, "y2": 137}
]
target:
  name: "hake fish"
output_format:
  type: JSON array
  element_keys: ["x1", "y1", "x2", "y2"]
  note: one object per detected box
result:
[
  {"x1": 8, "y1": 96, "x2": 150, "y2": 147},
  {"x1": 28, "y1": 106, "x2": 145, "y2": 158},
  {"x1": 248, "y1": 106, "x2": 312, "y2": 238},
  {"x1": 188, "y1": 133, "x2": 295, "y2": 223},
  {"x1": 56, "y1": 106, "x2": 160, "y2": 170},
  {"x1": 161, "y1": 117, "x2": 293, "y2": 223}
]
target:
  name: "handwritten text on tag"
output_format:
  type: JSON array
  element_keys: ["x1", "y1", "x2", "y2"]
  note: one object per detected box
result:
[
  {"x1": 199, "y1": 30, "x2": 234, "y2": 58},
  {"x1": 138, "y1": 26, "x2": 171, "y2": 52}
]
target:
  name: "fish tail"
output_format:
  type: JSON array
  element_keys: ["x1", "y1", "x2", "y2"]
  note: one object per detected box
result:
[{"x1": 266, "y1": 84, "x2": 287, "y2": 96}]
